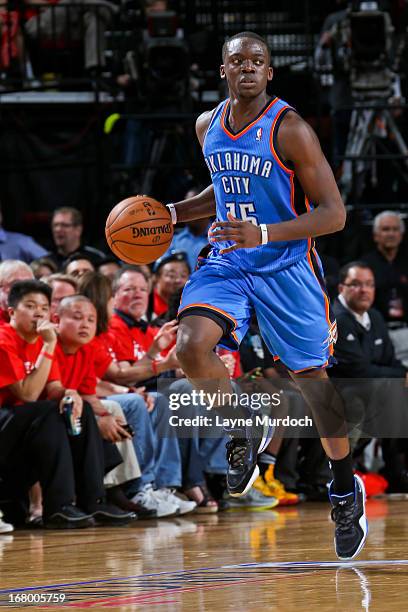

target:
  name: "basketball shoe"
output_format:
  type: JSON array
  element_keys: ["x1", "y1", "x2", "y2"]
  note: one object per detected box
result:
[
  {"x1": 224, "y1": 408, "x2": 274, "y2": 497},
  {"x1": 254, "y1": 465, "x2": 300, "y2": 506},
  {"x1": 329, "y1": 474, "x2": 368, "y2": 560}
]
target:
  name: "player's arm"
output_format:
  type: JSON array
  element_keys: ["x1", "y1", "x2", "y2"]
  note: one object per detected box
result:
[
  {"x1": 169, "y1": 111, "x2": 216, "y2": 223},
  {"x1": 267, "y1": 112, "x2": 346, "y2": 240}
]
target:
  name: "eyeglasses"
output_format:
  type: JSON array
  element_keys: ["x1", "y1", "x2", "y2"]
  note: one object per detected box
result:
[{"x1": 342, "y1": 282, "x2": 375, "y2": 289}]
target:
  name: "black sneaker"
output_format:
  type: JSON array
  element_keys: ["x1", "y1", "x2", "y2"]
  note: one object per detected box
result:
[
  {"x1": 45, "y1": 504, "x2": 95, "y2": 529},
  {"x1": 87, "y1": 501, "x2": 137, "y2": 526},
  {"x1": 329, "y1": 474, "x2": 368, "y2": 560},
  {"x1": 225, "y1": 412, "x2": 273, "y2": 497}
]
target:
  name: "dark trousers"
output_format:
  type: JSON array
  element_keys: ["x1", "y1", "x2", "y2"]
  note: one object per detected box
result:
[{"x1": 0, "y1": 401, "x2": 108, "y2": 517}]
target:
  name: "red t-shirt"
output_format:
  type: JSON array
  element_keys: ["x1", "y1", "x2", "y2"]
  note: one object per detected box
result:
[
  {"x1": 153, "y1": 289, "x2": 168, "y2": 317},
  {"x1": 90, "y1": 335, "x2": 114, "y2": 379},
  {"x1": 54, "y1": 340, "x2": 97, "y2": 395},
  {"x1": 0, "y1": 324, "x2": 60, "y2": 407},
  {"x1": 108, "y1": 314, "x2": 157, "y2": 363}
]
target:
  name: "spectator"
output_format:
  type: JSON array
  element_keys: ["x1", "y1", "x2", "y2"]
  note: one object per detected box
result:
[
  {"x1": 64, "y1": 252, "x2": 96, "y2": 279},
  {"x1": 362, "y1": 211, "x2": 408, "y2": 365},
  {"x1": 30, "y1": 256, "x2": 58, "y2": 280},
  {"x1": 43, "y1": 273, "x2": 78, "y2": 317},
  {"x1": 163, "y1": 187, "x2": 211, "y2": 272},
  {"x1": 76, "y1": 272, "x2": 195, "y2": 516},
  {"x1": 56, "y1": 295, "x2": 140, "y2": 510},
  {"x1": 0, "y1": 260, "x2": 33, "y2": 324},
  {"x1": 97, "y1": 257, "x2": 121, "y2": 283},
  {"x1": 332, "y1": 261, "x2": 408, "y2": 491},
  {"x1": 0, "y1": 280, "x2": 130, "y2": 528},
  {"x1": 109, "y1": 266, "x2": 178, "y2": 378},
  {"x1": 0, "y1": 205, "x2": 47, "y2": 263},
  {"x1": 333, "y1": 261, "x2": 407, "y2": 378},
  {"x1": 150, "y1": 252, "x2": 190, "y2": 320},
  {"x1": 46, "y1": 207, "x2": 105, "y2": 270}
]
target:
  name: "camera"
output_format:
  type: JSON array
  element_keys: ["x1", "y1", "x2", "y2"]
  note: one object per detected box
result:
[
  {"x1": 349, "y1": 1, "x2": 395, "y2": 98},
  {"x1": 331, "y1": 1, "x2": 396, "y2": 99}
]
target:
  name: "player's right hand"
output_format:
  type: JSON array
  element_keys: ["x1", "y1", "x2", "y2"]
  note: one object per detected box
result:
[{"x1": 36, "y1": 319, "x2": 58, "y2": 345}]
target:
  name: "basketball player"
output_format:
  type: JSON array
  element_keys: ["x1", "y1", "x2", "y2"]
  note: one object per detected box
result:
[{"x1": 167, "y1": 32, "x2": 367, "y2": 560}]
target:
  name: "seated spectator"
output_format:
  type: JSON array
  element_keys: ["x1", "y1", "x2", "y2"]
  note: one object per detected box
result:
[
  {"x1": 362, "y1": 211, "x2": 408, "y2": 365},
  {"x1": 332, "y1": 261, "x2": 408, "y2": 491},
  {"x1": 97, "y1": 257, "x2": 121, "y2": 283},
  {"x1": 53, "y1": 295, "x2": 145, "y2": 511},
  {"x1": 334, "y1": 261, "x2": 407, "y2": 379},
  {"x1": 0, "y1": 260, "x2": 33, "y2": 324},
  {"x1": 43, "y1": 273, "x2": 78, "y2": 317},
  {"x1": 150, "y1": 252, "x2": 190, "y2": 321},
  {"x1": 0, "y1": 204, "x2": 47, "y2": 263},
  {"x1": 46, "y1": 207, "x2": 105, "y2": 270},
  {"x1": 77, "y1": 271, "x2": 195, "y2": 517},
  {"x1": 30, "y1": 256, "x2": 58, "y2": 279},
  {"x1": 64, "y1": 252, "x2": 96, "y2": 279},
  {"x1": 163, "y1": 187, "x2": 211, "y2": 272},
  {"x1": 0, "y1": 280, "x2": 131, "y2": 528},
  {"x1": 109, "y1": 266, "x2": 178, "y2": 380}
]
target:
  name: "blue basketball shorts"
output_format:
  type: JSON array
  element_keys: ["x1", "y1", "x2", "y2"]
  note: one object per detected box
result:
[{"x1": 178, "y1": 250, "x2": 336, "y2": 373}]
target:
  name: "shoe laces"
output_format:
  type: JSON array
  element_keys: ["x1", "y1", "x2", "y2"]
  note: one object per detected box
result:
[
  {"x1": 226, "y1": 438, "x2": 248, "y2": 468},
  {"x1": 331, "y1": 500, "x2": 355, "y2": 533}
]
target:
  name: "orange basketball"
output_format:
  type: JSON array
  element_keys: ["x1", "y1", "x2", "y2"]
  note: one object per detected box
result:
[{"x1": 105, "y1": 196, "x2": 173, "y2": 265}]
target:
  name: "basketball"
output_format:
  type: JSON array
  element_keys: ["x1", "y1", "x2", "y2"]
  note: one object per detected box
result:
[{"x1": 105, "y1": 195, "x2": 173, "y2": 265}]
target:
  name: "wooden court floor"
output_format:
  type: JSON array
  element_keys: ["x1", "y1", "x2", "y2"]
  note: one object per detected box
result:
[{"x1": 1, "y1": 499, "x2": 408, "y2": 611}]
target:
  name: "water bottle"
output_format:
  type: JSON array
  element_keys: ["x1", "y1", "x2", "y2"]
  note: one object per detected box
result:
[{"x1": 62, "y1": 396, "x2": 82, "y2": 436}]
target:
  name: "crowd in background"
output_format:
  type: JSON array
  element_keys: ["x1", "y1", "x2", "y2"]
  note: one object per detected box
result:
[{"x1": 0, "y1": 197, "x2": 407, "y2": 534}]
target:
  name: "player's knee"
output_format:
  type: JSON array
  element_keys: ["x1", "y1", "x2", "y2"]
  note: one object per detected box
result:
[{"x1": 176, "y1": 333, "x2": 204, "y2": 369}]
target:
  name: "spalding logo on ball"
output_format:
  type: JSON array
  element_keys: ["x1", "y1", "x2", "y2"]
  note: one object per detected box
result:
[{"x1": 105, "y1": 195, "x2": 174, "y2": 265}]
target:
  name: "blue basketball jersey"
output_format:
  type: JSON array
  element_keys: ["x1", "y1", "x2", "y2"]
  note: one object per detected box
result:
[{"x1": 202, "y1": 97, "x2": 314, "y2": 273}]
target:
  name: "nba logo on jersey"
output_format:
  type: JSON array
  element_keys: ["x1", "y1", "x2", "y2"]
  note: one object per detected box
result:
[{"x1": 255, "y1": 127, "x2": 262, "y2": 141}]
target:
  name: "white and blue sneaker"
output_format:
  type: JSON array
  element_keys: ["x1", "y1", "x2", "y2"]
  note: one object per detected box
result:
[
  {"x1": 225, "y1": 409, "x2": 274, "y2": 498},
  {"x1": 329, "y1": 474, "x2": 368, "y2": 561}
]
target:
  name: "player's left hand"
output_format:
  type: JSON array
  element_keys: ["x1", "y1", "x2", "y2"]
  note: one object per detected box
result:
[{"x1": 208, "y1": 212, "x2": 262, "y2": 254}]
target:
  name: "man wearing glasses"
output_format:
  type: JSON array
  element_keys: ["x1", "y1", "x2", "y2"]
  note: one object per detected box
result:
[
  {"x1": 333, "y1": 261, "x2": 408, "y2": 492},
  {"x1": 334, "y1": 261, "x2": 406, "y2": 377},
  {"x1": 46, "y1": 207, "x2": 105, "y2": 271}
]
